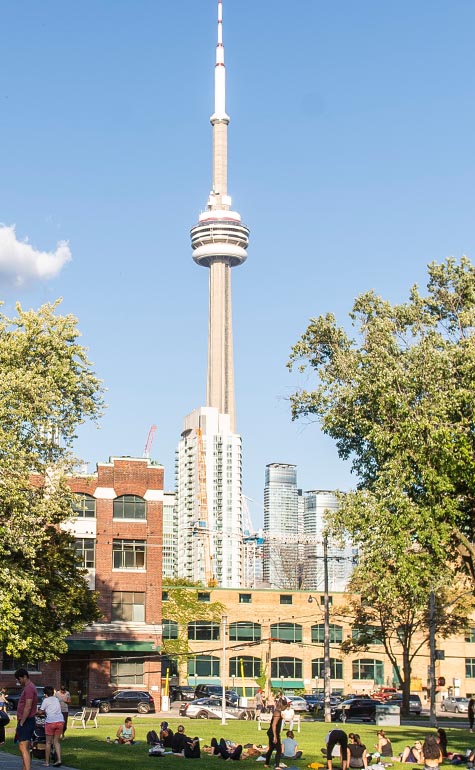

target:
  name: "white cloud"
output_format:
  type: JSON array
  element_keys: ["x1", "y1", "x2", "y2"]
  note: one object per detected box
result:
[{"x1": 0, "y1": 224, "x2": 72, "y2": 287}]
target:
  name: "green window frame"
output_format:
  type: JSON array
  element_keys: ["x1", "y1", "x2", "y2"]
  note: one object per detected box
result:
[
  {"x1": 271, "y1": 657, "x2": 303, "y2": 678},
  {"x1": 113, "y1": 494, "x2": 146, "y2": 520},
  {"x1": 229, "y1": 656, "x2": 261, "y2": 678},
  {"x1": 352, "y1": 658, "x2": 384, "y2": 684},
  {"x1": 312, "y1": 657, "x2": 344, "y2": 679},
  {"x1": 162, "y1": 620, "x2": 179, "y2": 640},
  {"x1": 197, "y1": 592, "x2": 210, "y2": 603},
  {"x1": 188, "y1": 655, "x2": 220, "y2": 678},
  {"x1": 280, "y1": 595, "x2": 293, "y2": 605},
  {"x1": 270, "y1": 622, "x2": 302, "y2": 643},
  {"x1": 352, "y1": 626, "x2": 383, "y2": 644},
  {"x1": 229, "y1": 622, "x2": 261, "y2": 642},
  {"x1": 188, "y1": 621, "x2": 220, "y2": 641},
  {"x1": 72, "y1": 493, "x2": 96, "y2": 518},
  {"x1": 239, "y1": 593, "x2": 252, "y2": 603},
  {"x1": 311, "y1": 624, "x2": 343, "y2": 643},
  {"x1": 466, "y1": 629, "x2": 475, "y2": 643},
  {"x1": 466, "y1": 658, "x2": 475, "y2": 677}
]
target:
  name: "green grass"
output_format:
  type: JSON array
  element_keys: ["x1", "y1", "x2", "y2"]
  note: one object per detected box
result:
[{"x1": 1, "y1": 717, "x2": 474, "y2": 770}]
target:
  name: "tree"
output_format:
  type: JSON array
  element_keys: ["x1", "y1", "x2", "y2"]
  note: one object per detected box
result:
[
  {"x1": 161, "y1": 581, "x2": 225, "y2": 680},
  {"x1": 0, "y1": 300, "x2": 104, "y2": 659},
  {"x1": 288, "y1": 258, "x2": 475, "y2": 710}
]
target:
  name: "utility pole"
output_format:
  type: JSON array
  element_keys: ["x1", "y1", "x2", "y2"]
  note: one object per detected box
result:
[
  {"x1": 323, "y1": 534, "x2": 331, "y2": 723},
  {"x1": 429, "y1": 590, "x2": 437, "y2": 727},
  {"x1": 221, "y1": 614, "x2": 228, "y2": 725}
]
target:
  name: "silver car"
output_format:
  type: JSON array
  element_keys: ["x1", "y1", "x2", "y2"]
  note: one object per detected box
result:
[
  {"x1": 285, "y1": 695, "x2": 310, "y2": 713},
  {"x1": 441, "y1": 697, "x2": 469, "y2": 713}
]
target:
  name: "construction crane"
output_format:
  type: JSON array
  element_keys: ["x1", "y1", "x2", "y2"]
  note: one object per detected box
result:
[
  {"x1": 143, "y1": 425, "x2": 157, "y2": 458},
  {"x1": 195, "y1": 427, "x2": 216, "y2": 587}
]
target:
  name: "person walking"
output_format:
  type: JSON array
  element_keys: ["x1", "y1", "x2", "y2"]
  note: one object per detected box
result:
[
  {"x1": 54, "y1": 685, "x2": 70, "y2": 739},
  {"x1": 469, "y1": 698, "x2": 475, "y2": 733},
  {"x1": 14, "y1": 668, "x2": 38, "y2": 770},
  {"x1": 264, "y1": 695, "x2": 286, "y2": 770},
  {"x1": 38, "y1": 686, "x2": 64, "y2": 767}
]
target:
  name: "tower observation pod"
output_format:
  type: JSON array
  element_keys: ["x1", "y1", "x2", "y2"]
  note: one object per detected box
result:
[{"x1": 190, "y1": 0, "x2": 250, "y2": 434}]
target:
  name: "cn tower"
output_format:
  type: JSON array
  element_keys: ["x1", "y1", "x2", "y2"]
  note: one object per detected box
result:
[{"x1": 190, "y1": 0, "x2": 250, "y2": 433}]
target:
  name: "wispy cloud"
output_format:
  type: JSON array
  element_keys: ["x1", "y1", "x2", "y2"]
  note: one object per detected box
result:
[{"x1": 0, "y1": 224, "x2": 72, "y2": 287}]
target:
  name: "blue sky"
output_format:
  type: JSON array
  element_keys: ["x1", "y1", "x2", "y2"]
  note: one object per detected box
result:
[{"x1": 1, "y1": 1, "x2": 474, "y2": 527}]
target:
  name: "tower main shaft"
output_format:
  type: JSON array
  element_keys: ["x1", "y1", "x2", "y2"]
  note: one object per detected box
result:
[{"x1": 190, "y1": 0, "x2": 249, "y2": 433}]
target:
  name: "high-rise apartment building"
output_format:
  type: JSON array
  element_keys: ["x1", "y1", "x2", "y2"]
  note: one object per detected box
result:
[
  {"x1": 162, "y1": 491, "x2": 177, "y2": 579},
  {"x1": 176, "y1": 407, "x2": 242, "y2": 587},
  {"x1": 263, "y1": 463, "x2": 303, "y2": 588},
  {"x1": 304, "y1": 490, "x2": 355, "y2": 592},
  {"x1": 175, "y1": 1, "x2": 248, "y2": 588}
]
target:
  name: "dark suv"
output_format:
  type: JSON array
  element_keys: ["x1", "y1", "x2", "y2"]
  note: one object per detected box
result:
[
  {"x1": 90, "y1": 690, "x2": 155, "y2": 713},
  {"x1": 332, "y1": 697, "x2": 377, "y2": 722},
  {"x1": 170, "y1": 686, "x2": 196, "y2": 702},
  {"x1": 387, "y1": 693, "x2": 422, "y2": 715},
  {"x1": 194, "y1": 685, "x2": 238, "y2": 703}
]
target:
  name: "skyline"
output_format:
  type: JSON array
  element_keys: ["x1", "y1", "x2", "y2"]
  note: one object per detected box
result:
[{"x1": 1, "y1": 1, "x2": 474, "y2": 527}]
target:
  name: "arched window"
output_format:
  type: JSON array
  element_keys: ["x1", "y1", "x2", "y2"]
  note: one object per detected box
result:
[
  {"x1": 271, "y1": 657, "x2": 302, "y2": 678},
  {"x1": 188, "y1": 621, "x2": 220, "y2": 641},
  {"x1": 229, "y1": 656, "x2": 261, "y2": 678},
  {"x1": 187, "y1": 655, "x2": 220, "y2": 678},
  {"x1": 311, "y1": 624, "x2": 343, "y2": 644},
  {"x1": 270, "y1": 623, "x2": 302, "y2": 643},
  {"x1": 113, "y1": 495, "x2": 146, "y2": 520},
  {"x1": 72, "y1": 493, "x2": 96, "y2": 518},
  {"x1": 229, "y1": 622, "x2": 261, "y2": 642},
  {"x1": 312, "y1": 658, "x2": 344, "y2": 679},
  {"x1": 352, "y1": 658, "x2": 384, "y2": 685},
  {"x1": 162, "y1": 620, "x2": 179, "y2": 640}
]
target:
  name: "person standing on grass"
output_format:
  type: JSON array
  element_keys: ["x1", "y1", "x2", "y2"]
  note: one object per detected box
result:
[
  {"x1": 14, "y1": 668, "x2": 38, "y2": 770},
  {"x1": 54, "y1": 684, "x2": 70, "y2": 738},
  {"x1": 469, "y1": 698, "x2": 475, "y2": 733},
  {"x1": 264, "y1": 695, "x2": 286, "y2": 770},
  {"x1": 325, "y1": 729, "x2": 348, "y2": 770},
  {"x1": 38, "y1": 686, "x2": 64, "y2": 767}
]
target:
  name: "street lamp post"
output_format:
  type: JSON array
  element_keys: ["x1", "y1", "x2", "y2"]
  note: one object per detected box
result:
[
  {"x1": 429, "y1": 590, "x2": 437, "y2": 728},
  {"x1": 221, "y1": 614, "x2": 228, "y2": 725},
  {"x1": 308, "y1": 535, "x2": 332, "y2": 723}
]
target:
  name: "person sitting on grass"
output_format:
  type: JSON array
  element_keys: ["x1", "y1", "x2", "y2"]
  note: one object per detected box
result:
[
  {"x1": 347, "y1": 734, "x2": 367, "y2": 770},
  {"x1": 115, "y1": 717, "x2": 135, "y2": 744},
  {"x1": 184, "y1": 736, "x2": 201, "y2": 759},
  {"x1": 282, "y1": 730, "x2": 302, "y2": 760},
  {"x1": 374, "y1": 730, "x2": 393, "y2": 760},
  {"x1": 422, "y1": 734, "x2": 443, "y2": 769},
  {"x1": 400, "y1": 741, "x2": 423, "y2": 763}
]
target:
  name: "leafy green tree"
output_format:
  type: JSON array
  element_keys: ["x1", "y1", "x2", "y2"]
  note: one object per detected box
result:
[
  {"x1": 161, "y1": 583, "x2": 225, "y2": 680},
  {"x1": 288, "y1": 258, "x2": 475, "y2": 711},
  {"x1": 0, "y1": 301, "x2": 104, "y2": 659}
]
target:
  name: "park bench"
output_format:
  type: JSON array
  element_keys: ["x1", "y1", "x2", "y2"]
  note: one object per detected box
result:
[
  {"x1": 70, "y1": 707, "x2": 99, "y2": 729},
  {"x1": 257, "y1": 712, "x2": 301, "y2": 732}
]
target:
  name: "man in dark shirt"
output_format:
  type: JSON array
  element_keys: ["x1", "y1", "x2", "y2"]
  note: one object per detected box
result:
[
  {"x1": 172, "y1": 724, "x2": 188, "y2": 754},
  {"x1": 15, "y1": 668, "x2": 38, "y2": 770}
]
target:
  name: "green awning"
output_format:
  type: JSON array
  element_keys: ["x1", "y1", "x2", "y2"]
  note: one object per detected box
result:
[
  {"x1": 188, "y1": 677, "x2": 221, "y2": 685},
  {"x1": 67, "y1": 640, "x2": 159, "y2": 652},
  {"x1": 270, "y1": 679, "x2": 304, "y2": 689}
]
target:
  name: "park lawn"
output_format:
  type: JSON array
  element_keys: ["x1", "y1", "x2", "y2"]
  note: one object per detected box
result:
[{"x1": 1, "y1": 717, "x2": 475, "y2": 770}]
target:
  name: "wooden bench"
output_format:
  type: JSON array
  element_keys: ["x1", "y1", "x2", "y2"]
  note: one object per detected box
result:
[
  {"x1": 257, "y1": 712, "x2": 301, "y2": 732},
  {"x1": 70, "y1": 707, "x2": 99, "y2": 729}
]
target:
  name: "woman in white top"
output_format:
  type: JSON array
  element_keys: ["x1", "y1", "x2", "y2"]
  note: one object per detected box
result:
[{"x1": 38, "y1": 686, "x2": 64, "y2": 767}]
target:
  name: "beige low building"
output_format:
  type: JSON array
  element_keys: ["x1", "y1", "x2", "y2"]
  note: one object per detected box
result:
[{"x1": 163, "y1": 587, "x2": 475, "y2": 701}]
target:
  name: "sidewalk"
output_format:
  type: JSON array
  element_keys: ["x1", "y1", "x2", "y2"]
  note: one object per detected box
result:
[{"x1": 0, "y1": 755, "x2": 79, "y2": 770}]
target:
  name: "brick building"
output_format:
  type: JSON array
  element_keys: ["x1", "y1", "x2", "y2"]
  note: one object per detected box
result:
[
  {"x1": 164, "y1": 587, "x2": 475, "y2": 702},
  {"x1": 1, "y1": 457, "x2": 164, "y2": 707}
]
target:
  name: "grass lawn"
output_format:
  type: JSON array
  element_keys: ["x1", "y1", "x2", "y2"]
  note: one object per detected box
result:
[{"x1": 2, "y1": 717, "x2": 475, "y2": 770}]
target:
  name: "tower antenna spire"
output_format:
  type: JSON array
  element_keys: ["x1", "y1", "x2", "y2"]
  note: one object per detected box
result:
[{"x1": 190, "y1": 0, "x2": 250, "y2": 433}]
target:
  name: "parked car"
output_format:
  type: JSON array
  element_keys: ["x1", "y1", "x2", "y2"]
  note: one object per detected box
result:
[
  {"x1": 441, "y1": 697, "x2": 470, "y2": 713},
  {"x1": 90, "y1": 690, "x2": 155, "y2": 713},
  {"x1": 331, "y1": 697, "x2": 377, "y2": 722},
  {"x1": 194, "y1": 685, "x2": 238, "y2": 703},
  {"x1": 6, "y1": 686, "x2": 45, "y2": 711},
  {"x1": 179, "y1": 697, "x2": 250, "y2": 720},
  {"x1": 308, "y1": 694, "x2": 342, "y2": 713},
  {"x1": 303, "y1": 694, "x2": 321, "y2": 712},
  {"x1": 285, "y1": 695, "x2": 309, "y2": 712},
  {"x1": 372, "y1": 687, "x2": 398, "y2": 701},
  {"x1": 170, "y1": 686, "x2": 196, "y2": 702},
  {"x1": 386, "y1": 693, "x2": 422, "y2": 715}
]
